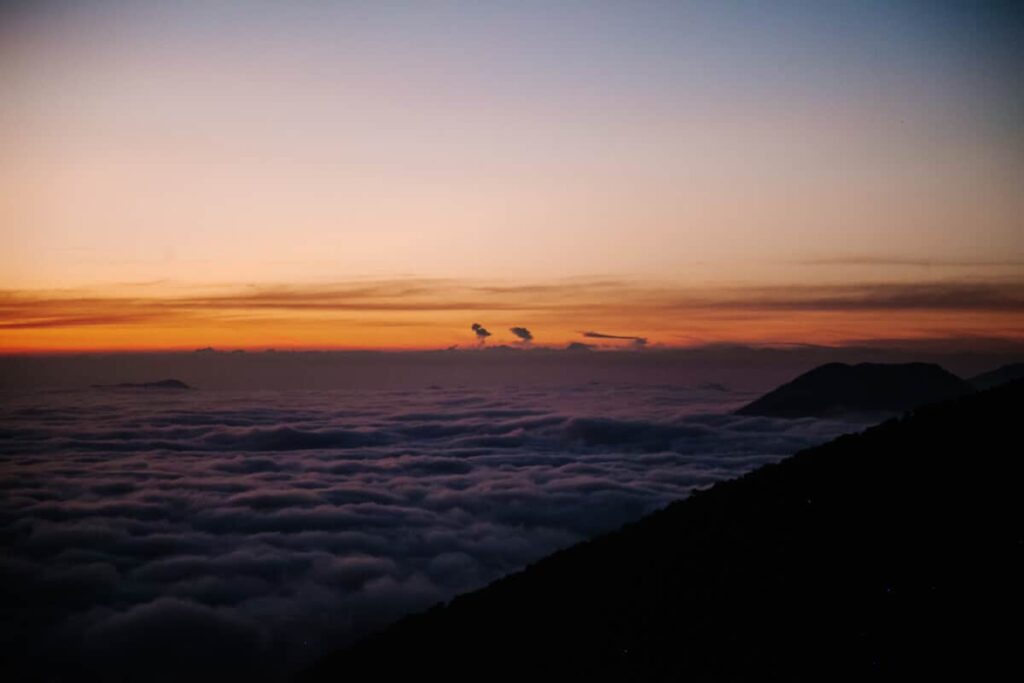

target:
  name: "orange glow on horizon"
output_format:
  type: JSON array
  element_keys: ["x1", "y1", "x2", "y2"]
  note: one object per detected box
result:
[{"x1": 2, "y1": 279, "x2": 1022, "y2": 354}]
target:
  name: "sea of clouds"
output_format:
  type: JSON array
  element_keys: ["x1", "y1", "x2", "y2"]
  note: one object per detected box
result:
[{"x1": 0, "y1": 382, "x2": 864, "y2": 680}]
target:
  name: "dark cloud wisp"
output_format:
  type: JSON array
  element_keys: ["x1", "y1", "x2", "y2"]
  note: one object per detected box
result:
[
  {"x1": 471, "y1": 323, "x2": 492, "y2": 342},
  {"x1": 583, "y1": 330, "x2": 648, "y2": 347},
  {"x1": 509, "y1": 327, "x2": 533, "y2": 343}
]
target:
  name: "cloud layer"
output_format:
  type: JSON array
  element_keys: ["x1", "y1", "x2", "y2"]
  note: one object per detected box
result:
[{"x1": 0, "y1": 383, "x2": 865, "y2": 679}]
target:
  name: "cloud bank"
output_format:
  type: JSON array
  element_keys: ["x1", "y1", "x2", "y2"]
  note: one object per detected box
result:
[{"x1": 0, "y1": 384, "x2": 878, "y2": 679}]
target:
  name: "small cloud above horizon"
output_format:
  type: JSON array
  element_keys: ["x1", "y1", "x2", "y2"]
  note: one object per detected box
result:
[
  {"x1": 471, "y1": 323, "x2": 491, "y2": 344},
  {"x1": 510, "y1": 327, "x2": 533, "y2": 344}
]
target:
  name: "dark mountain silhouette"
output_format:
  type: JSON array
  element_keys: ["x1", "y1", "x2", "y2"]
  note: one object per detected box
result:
[
  {"x1": 969, "y1": 362, "x2": 1024, "y2": 391},
  {"x1": 91, "y1": 379, "x2": 193, "y2": 390},
  {"x1": 305, "y1": 380, "x2": 1023, "y2": 682},
  {"x1": 735, "y1": 362, "x2": 972, "y2": 417}
]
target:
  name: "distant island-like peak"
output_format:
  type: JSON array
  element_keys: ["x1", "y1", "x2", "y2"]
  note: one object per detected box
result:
[{"x1": 735, "y1": 362, "x2": 972, "y2": 418}]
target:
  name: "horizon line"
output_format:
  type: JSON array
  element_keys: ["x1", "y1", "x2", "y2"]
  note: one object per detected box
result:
[{"x1": 4, "y1": 337, "x2": 1024, "y2": 358}]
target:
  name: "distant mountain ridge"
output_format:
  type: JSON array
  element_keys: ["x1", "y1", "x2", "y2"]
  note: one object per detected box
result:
[
  {"x1": 91, "y1": 379, "x2": 193, "y2": 390},
  {"x1": 304, "y1": 379, "x2": 1024, "y2": 681},
  {"x1": 735, "y1": 362, "x2": 972, "y2": 417}
]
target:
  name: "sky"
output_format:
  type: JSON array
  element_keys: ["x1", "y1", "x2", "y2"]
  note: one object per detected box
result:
[{"x1": 1, "y1": 0, "x2": 1022, "y2": 351}]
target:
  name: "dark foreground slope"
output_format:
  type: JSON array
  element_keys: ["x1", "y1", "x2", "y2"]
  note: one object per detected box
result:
[
  {"x1": 736, "y1": 362, "x2": 972, "y2": 417},
  {"x1": 307, "y1": 380, "x2": 1023, "y2": 682}
]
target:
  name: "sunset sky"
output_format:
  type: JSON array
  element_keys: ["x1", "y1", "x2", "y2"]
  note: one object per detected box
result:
[{"x1": 2, "y1": 0, "x2": 1022, "y2": 351}]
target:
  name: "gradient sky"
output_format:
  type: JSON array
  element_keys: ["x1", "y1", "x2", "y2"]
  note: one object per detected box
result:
[{"x1": 1, "y1": 0, "x2": 1022, "y2": 351}]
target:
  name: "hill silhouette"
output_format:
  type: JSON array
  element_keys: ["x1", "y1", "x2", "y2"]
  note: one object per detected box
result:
[
  {"x1": 735, "y1": 362, "x2": 972, "y2": 417},
  {"x1": 305, "y1": 379, "x2": 1023, "y2": 681},
  {"x1": 969, "y1": 362, "x2": 1024, "y2": 391}
]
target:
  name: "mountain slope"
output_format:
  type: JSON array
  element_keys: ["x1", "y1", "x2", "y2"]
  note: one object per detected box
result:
[
  {"x1": 969, "y1": 362, "x2": 1024, "y2": 391},
  {"x1": 306, "y1": 380, "x2": 1023, "y2": 681},
  {"x1": 735, "y1": 362, "x2": 972, "y2": 417}
]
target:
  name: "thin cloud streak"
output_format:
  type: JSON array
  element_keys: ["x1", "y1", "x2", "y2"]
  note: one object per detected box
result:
[
  {"x1": 798, "y1": 256, "x2": 1024, "y2": 269},
  {"x1": 582, "y1": 331, "x2": 648, "y2": 347},
  {"x1": 700, "y1": 282, "x2": 1024, "y2": 312}
]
